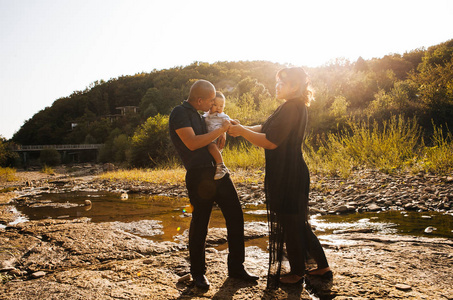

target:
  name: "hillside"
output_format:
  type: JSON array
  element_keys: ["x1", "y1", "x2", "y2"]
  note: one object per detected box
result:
[{"x1": 9, "y1": 39, "x2": 453, "y2": 167}]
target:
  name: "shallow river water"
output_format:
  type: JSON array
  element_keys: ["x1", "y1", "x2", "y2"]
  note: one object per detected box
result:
[{"x1": 11, "y1": 191, "x2": 453, "y2": 245}]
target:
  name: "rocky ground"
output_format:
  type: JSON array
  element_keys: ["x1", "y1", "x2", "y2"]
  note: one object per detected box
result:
[{"x1": 1, "y1": 165, "x2": 452, "y2": 299}]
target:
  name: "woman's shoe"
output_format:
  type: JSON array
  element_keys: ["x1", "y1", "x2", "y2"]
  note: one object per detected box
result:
[{"x1": 279, "y1": 274, "x2": 304, "y2": 284}]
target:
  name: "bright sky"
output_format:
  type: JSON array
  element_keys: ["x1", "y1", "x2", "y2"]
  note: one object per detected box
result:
[{"x1": 1, "y1": 0, "x2": 452, "y2": 140}]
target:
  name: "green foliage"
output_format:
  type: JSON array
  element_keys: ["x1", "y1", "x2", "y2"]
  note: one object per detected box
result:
[
  {"x1": 329, "y1": 95, "x2": 350, "y2": 118},
  {"x1": 223, "y1": 142, "x2": 265, "y2": 169},
  {"x1": 226, "y1": 93, "x2": 280, "y2": 128},
  {"x1": 112, "y1": 134, "x2": 131, "y2": 162},
  {"x1": 129, "y1": 114, "x2": 174, "y2": 167},
  {"x1": 305, "y1": 116, "x2": 422, "y2": 176},
  {"x1": 221, "y1": 116, "x2": 453, "y2": 177},
  {"x1": 139, "y1": 87, "x2": 183, "y2": 119},
  {"x1": 232, "y1": 77, "x2": 271, "y2": 109},
  {"x1": 39, "y1": 148, "x2": 61, "y2": 166},
  {"x1": 0, "y1": 137, "x2": 19, "y2": 167},
  {"x1": 41, "y1": 165, "x2": 55, "y2": 175},
  {"x1": 418, "y1": 39, "x2": 453, "y2": 71},
  {"x1": 410, "y1": 56, "x2": 453, "y2": 126},
  {"x1": 0, "y1": 167, "x2": 17, "y2": 182},
  {"x1": 98, "y1": 132, "x2": 131, "y2": 164},
  {"x1": 418, "y1": 124, "x2": 453, "y2": 174},
  {"x1": 9, "y1": 40, "x2": 453, "y2": 176}
]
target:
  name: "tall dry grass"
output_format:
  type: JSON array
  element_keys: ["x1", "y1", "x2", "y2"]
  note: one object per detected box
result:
[
  {"x1": 0, "y1": 167, "x2": 17, "y2": 183},
  {"x1": 305, "y1": 115, "x2": 422, "y2": 177},
  {"x1": 223, "y1": 142, "x2": 265, "y2": 169},
  {"x1": 101, "y1": 116, "x2": 452, "y2": 183},
  {"x1": 417, "y1": 124, "x2": 453, "y2": 174},
  {"x1": 99, "y1": 167, "x2": 186, "y2": 185}
]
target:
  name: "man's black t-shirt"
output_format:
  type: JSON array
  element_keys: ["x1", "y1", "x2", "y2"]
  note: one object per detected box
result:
[{"x1": 169, "y1": 101, "x2": 215, "y2": 170}]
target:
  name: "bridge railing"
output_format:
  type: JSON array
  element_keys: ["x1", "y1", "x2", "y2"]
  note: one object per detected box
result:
[{"x1": 12, "y1": 144, "x2": 104, "y2": 151}]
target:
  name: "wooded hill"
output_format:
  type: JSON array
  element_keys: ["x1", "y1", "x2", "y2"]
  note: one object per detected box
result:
[{"x1": 11, "y1": 39, "x2": 453, "y2": 166}]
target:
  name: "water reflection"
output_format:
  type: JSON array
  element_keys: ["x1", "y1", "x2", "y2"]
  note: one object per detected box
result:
[
  {"x1": 315, "y1": 211, "x2": 453, "y2": 239},
  {"x1": 12, "y1": 192, "x2": 453, "y2": 246},
  {"x1": 311, "y1": 215, "x2": 398, "y2": 235}
]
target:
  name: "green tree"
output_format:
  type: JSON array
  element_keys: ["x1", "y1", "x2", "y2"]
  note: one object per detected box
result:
[
  {"x1": 112, "y1": 134, "x2": 130, "y2": 162},
  {"x1": 233, "y1": 77, "x2": 270, "y2": 109},
  {"x1": 418, "y1": 39, "x2": 453, "y2": 72},
  {"x1": 129, "y1": 114, "x2": 175, "y2": 167},
  {"x1": 354, "y1": 56, "x2": 368, "y2": 72},
  {"x1": 329, "y1": 95, "x2": 350, "y2": 118},
  {"x1": 410, "y1": 55, "x2": 453, "y2": 128},
  {"x1": 0, "y1": 137, "x2": 19, "y2": 167}
]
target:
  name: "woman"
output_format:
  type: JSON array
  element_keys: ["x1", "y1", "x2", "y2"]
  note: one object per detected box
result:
[{"x1": 228, "y1": 67, "x2": 331, "y2": 288}]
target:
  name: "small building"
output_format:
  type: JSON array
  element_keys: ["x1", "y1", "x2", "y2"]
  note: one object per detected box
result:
[
  {"x1": 116, "y1": 106, "x2": 138, "y2": 115},
  {"x1": 104, "y1": 106, "x2": 139, "y2": 122}
]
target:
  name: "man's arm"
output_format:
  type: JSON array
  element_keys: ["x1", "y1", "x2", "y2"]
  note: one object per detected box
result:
[{"x1": 176, "y1": 120, "x2": 229, "y2": 151}]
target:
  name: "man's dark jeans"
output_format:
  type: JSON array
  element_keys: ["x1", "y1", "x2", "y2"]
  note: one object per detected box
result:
[{"x1": 185, "y1": 166, "x2": 245, "y2": 276}]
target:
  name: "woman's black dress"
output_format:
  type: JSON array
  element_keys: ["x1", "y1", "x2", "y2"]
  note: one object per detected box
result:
[{"x1": 261, "y1": 98, "x2": 312, "y2": 288}]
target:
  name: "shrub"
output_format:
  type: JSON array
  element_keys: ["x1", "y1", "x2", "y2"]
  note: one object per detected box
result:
[
  {"x1": 0, "y1": 167, "x2": 17, "y2": 182},
  {"x1": 129, "y1": 114, "x2": 175, "y2": 167},
  {"x1": 41, "y1": 165, "x2": 55, "y2": 175},
  {"x1": 223, "y1": 141, "x2": 265, "y2": 169},
  {"x1": 305, "y1": 115, "x2": 422, "y2": 176},
  {"x1": 419, "y1": 124, "x2": 453, "y2": 174},
  {"x1": 0, "y1": 137, "x2": 19, "y2": 167}
]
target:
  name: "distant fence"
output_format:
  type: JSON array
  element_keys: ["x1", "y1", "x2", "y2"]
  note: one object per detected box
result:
[{"x1": 12, "y1": 144, "x2": 104, "y2": 151}]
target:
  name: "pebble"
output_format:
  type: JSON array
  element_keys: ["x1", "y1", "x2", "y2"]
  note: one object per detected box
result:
[
  {"x1": 31, "y1": 271, "x2": 46, "y2": 278},
  {"x1": 424, "y1": 227, "x2": 437, "y2": 234},
  {"x1": 395, "y1": 283, "x2": 412, "y2": 291},
  {"x1": 334, "y1": 205, "x2": 350, "y2": 213},
  {"x1": 367, "y1": 203, "x2": 381, "y2": 211},
  {"x1": 177, "y1": 273, "x2": 191, "y2": 282}
]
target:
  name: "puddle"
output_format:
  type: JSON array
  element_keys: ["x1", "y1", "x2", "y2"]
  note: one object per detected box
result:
[
  {"x1": 315, "y1": 211, "x2": 453, "y2": 239},
  {"x1": 12, "y1": 191, "x2": 270, "y2": 247},
  {"x1": 11, "y1": 192, "x2": 453, "y2": 247}
]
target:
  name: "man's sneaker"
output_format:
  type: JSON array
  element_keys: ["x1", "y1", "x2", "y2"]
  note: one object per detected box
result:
[{"x1": 214, "y1": 164, "x2": 229, "y2": 180}]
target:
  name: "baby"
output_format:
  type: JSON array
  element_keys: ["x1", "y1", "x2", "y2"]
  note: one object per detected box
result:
[{"x1": 203, "y1": 91, "x2": 230, "y2": 180}]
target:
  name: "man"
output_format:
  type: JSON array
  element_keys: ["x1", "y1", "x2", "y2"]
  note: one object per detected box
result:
[{"x1": 169, "y1": 80, "x2": 258, "y2": 289}]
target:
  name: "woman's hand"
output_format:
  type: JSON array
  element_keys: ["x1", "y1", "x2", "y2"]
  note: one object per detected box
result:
[{"x1": 228, "y1": 124, "x2": 244, "y2": 137}]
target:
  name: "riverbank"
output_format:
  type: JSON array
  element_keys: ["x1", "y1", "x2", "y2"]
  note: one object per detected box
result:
[{"x1": 1, "y1": 166, "x2": 452, "y2": 299}]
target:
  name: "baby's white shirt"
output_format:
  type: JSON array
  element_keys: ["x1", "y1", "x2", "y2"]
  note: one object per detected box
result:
[{"x1": 203, "y1": 112, "x2": 230, "y2": 132}]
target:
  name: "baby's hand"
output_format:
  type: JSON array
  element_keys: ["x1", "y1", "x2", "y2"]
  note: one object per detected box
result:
[
  {"x1": 221, "y1": 119, "x2": 231, "y2": 131},
  {"x1": 217, "y1": 133, "x2": 226, "y2": 149},
  {"x1": 230, "y1": 119, "x2": 241, "y2": 125}
]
